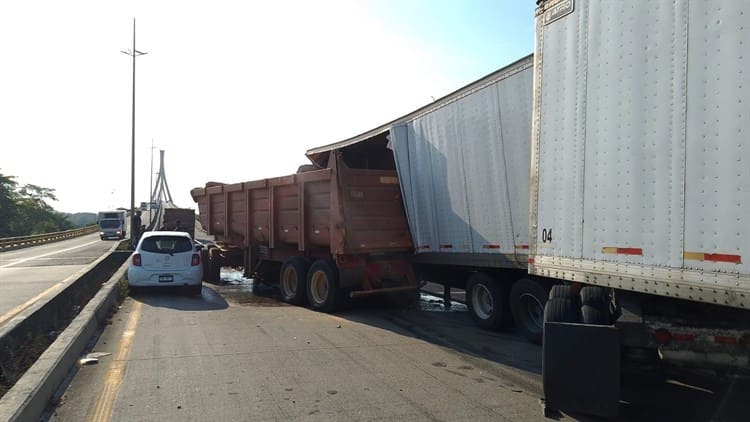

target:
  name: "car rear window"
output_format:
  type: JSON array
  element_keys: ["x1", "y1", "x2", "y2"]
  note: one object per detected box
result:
[{"x1": 140, "y1": 236, "x2": 193, "y2": 254}]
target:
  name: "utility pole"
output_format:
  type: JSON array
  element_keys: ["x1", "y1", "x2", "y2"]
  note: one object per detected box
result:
[{"x1": 121, "y1": 18, "x2": 147, "y2": 248}]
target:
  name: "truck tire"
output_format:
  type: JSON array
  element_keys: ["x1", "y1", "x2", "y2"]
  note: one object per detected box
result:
[
  {"x1": 206, "y1": 248, "x2": 222, "y2": 283},
  {"x1": 581, "y1": 304, "x2": 611, "y2": 325},
  {"x1": 580, "y1": 286, "x2": 613, "y2": 325},
  {"x1": 580, "y1": 286, "x2": 611, "y2": 306},
  {"x1": 549, "y1": 284, "x2": 579, "y2": 302},
  {"x1": 466, "y1": 273, "x2": 509, "y2": 330},
  {"x1": 509, "y1": 278, "x2": 549, "y2": 344},
  {"x1": 280, "y1": 257, "x2": 310, "y2": 305},
  {"x1": 200, "y1": 249, "x2": 210, "y2": 280},
  {"x1": 306, "y1": 260, "x2": 340, "y2": 313},
  {"x1": 543, "y1": 298, "x2": 582, "y2": 324}
]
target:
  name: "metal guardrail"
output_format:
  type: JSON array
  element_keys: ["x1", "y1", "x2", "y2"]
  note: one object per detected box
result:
[{"x1": 0, "y1": 225, "x2": 99, "y2": 251}]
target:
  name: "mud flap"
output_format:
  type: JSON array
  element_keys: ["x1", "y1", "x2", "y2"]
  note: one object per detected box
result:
[{"x1": 543, "y1": 322, "x2": 620, "y2": 418}]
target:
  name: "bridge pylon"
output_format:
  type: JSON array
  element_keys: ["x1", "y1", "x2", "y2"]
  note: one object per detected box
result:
[{"x1": 150, "y1": 150, "x2": 175, "y2": 207}]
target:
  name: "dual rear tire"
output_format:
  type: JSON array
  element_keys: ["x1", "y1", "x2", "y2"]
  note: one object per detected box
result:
[
  {"x1": 466, "y1": 274, "x2": 550, "y2": 344},
  {"x1": 306, "y1": 260, "x2": 342, "y2": 312},
  {"x1": 279, "y1": 258, "x2": 342, "y2": 313},
  {"x1": 466, "y1": 273, "x2": 509, "y2": 331},
  {"x1": 203, "y1": 247, "x2": 221, "y2": 283},
  {"x1": 280, "y1": 257, "x2": 310, "y2": 305}
]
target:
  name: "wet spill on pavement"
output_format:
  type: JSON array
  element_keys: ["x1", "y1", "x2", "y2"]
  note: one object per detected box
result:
[
  {"x1": 210, "y1": 269, "x2": 467, "y2": 312},
  {"x1": 210, "y1": 269, "x2": 287, "y2": 307},
  {"x1": 418, "y1": 293, "x2": 468, "y2": 313}
]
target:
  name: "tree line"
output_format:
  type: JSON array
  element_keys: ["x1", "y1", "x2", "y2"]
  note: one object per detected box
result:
[{"x1": 0, "y1": 171, "x2": 75, "y2": 237}]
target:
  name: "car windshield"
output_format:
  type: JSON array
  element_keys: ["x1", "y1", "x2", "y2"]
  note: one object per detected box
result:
[
  {"x1": 140, "y1": 236, "x2": 193, "y2": 254},
  {"x1": 100, "y1": 220, "x2": 120, "y2": 229}
]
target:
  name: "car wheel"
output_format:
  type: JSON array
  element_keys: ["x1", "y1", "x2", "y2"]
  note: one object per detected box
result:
[
  {"x1": 466, "y1": 272, "x2": 509, "y2": 330},
  {"x1": 306, "y1": 260, "x2": 340, "y2": 313},
  {"x1": 280, "y1": 257, "x2": 310, "y2": 305}
]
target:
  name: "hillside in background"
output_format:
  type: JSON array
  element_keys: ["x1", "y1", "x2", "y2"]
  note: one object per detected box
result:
[{"x1": 64, "y1": 212, "x2": 97, "y2": 228}]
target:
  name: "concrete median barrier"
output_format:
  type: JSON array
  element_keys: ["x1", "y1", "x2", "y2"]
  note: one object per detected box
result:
[{"x1": 0, "y1": 246, "x2": 131, "y2": 421}]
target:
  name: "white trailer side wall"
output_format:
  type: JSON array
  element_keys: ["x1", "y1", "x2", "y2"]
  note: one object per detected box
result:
[
  {"x1": 392, "y1": 58, "x2": 533, "y2": 265},
  {"x1": 532, "y1": 0, "x2": 750, "y2": 308}
]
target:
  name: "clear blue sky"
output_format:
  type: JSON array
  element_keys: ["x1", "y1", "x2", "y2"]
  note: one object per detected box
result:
[{"x1": 0, "y1": 0, "x2": 535, "y2": 213}]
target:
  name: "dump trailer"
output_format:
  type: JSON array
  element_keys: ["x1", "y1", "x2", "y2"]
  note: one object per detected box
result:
[
  {"x1": 307, "y1": 55, "x2": 551, "y2": 342},
  {"x1": 534, "y1": 0, "x2": 750, "y2": 417},
  {"x1": 161, "y1": 207, "x2": 196, "y2": 238},
  {"x1": 190, "y1": 150, "x2": 415, "y2": 312}
]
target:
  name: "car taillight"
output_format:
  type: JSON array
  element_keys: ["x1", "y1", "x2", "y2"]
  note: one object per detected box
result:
[
  {"x1": 132, "y1": 254, "x2": 142, "y2": 266},
  {"x1": 191, "y1": 253, "x2": 200, "y2": 266}
]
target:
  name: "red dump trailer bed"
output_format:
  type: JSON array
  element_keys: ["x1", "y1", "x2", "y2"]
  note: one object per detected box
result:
[{"x1": 190, "y1": 148, "x2": 415, "y2": 311}]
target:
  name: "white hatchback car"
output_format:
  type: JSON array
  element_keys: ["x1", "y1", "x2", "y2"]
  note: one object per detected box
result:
[{"x1": 127, "y1": 231, "x2": 203, "y2": 295}]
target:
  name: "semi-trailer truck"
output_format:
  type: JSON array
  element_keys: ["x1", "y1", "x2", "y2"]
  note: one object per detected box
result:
[
  {"x1": 533, "y1": 0, "x2": 750, "y2": 417},
  {"x1": 306, "y1": 55, "x2": 547, "y2": 342}
]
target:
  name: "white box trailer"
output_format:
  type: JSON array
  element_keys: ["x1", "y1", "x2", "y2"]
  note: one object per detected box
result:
[
  {"x1": 308, "y1": 55, "x2": 552, "y2": 342},
  {"x1": 390, "y1": 56, "x2": 532, "y2": 269},
  {"x1": 533, "y1": 0, "x2": 750, "y2": 417}
]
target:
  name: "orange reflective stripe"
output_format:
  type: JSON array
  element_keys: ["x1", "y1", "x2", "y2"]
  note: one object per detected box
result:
[
  {"x1": 602, "y1": 247, "x2": 643, "y2": 255},
  {"x1": 684, "y1": 252, "x2": 741, "y2": 264}
]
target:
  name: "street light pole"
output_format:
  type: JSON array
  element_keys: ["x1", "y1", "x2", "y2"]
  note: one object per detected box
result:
[
  {"x1": 150, "y1": 138, "x2": 155, "y2": 225},
  {"x1": 121, "y1": 18, "x2": 147, "y2": 248}
]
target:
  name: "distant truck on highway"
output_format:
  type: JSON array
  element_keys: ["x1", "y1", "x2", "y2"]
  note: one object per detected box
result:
[
  {"x1": 97, "y1": 210, "x2": 127, "y2": 240},
  {"x1": 161, "y1": 208, "x2": 196, "y2": 238}
]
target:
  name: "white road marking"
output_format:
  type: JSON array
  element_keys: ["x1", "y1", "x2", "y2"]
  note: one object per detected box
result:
[{"x1": 0, "y1": 240, "x2": 101, "y2": 269}]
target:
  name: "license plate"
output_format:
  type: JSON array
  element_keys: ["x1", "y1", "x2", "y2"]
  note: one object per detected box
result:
[{"x1": 158, "y1": 275, "x2": 173, "y2": 283}]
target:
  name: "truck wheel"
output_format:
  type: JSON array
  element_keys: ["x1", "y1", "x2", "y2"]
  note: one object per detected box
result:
[
  {"x1": 280, "y1": 257, "x2": 310, "y2": 305},
  {"x1": 509, "y1": 278, "x2": 549, "y2": 344},
  {"x1": 306, "y1": 260, "x2": 340, "y2": 313},
  {"x1": 549, "y1": 284, "x2": 580, "y2": 302},
  {"x1": 580, "y1": 286, "x2": 613, "y2": 325},
  {"x1": 200, "y1": 249, "x2": 210, "y2": 280},
  {"x1": 544, "y1": 298, "x2": 582, "y2": 324},
  {"x1": 206, "y1": 248, "x2": 222, "y2": 283},
  {"x1": 581, "y1": 304, "x2": 611, "y2": 325},
  {"x1": 580, "y1": 286, "x2": 611, "y2": 306},
  {"x1": 466, "y1": 273, "x2": 509, "y2": 330}
]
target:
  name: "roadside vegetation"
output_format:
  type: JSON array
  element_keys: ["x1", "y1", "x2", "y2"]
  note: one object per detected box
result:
[{"x1": 0, "y1": 171, "x2": 80, "y2": 237}]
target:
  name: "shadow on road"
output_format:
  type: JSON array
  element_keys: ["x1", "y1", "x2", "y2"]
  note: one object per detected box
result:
[
  {"x1": 203, "y1": 269, "x2": 746, "y2": 421},
  {"x1": 129, "y1": 285, "x2": 229, "y2": 311}
]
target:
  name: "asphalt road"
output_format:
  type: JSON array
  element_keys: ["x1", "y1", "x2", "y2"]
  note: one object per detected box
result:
[
  {"x1": 0, "y1": 233, "x2": 117, "y2": 327},
  {"x1": 48, "y1": 275, "x2": 746, "y2": 422}
]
